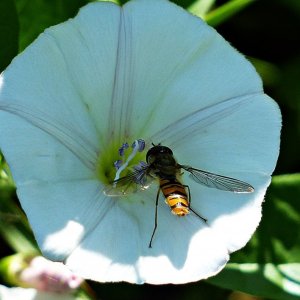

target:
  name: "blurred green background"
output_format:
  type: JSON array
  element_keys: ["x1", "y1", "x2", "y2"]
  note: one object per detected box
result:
[{"x1": 0, "y1": 0, "x2": 299, "y2": 299}]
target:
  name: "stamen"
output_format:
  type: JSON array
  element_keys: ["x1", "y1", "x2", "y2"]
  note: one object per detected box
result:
[
  {"x1": 113, "y1": 139, "x2": 145, "y2": 184},
  {"x1": 118, "y1": 142, "x2": 129, "y2": 156},
  {"x1": 132, "y1": 139, "x2": 145, "y2": 152},
  {"x1": 114, "y1": 160, "x2": 123, "y2": 170}
]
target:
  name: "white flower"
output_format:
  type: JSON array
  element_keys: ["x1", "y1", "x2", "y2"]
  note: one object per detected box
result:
[
  {"x1": 0, "y1": 285, "x2": 77, "y2": 300},
  {"x1": 0, "y1": 0, "x2": 281, "y2": 284}
]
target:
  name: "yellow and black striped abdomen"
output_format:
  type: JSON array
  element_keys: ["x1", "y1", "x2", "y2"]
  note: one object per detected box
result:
[{"x1": 159, "y1": 178, "x2": 189, "y2": 216}]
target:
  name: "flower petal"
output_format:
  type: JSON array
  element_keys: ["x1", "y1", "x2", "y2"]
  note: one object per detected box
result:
[
  {"x1": 155, "y1": 93, "x2": 281, "y2": 253},
  {"x1": 0, "y1": 106, "x2": 97, "y2": 179},
  {"x1": 115, "y1": 0, "x2": 262, "y2": 139},
  {"x1": 0, "y1": 284, "x2": 76, "y2": 300},
  {"x1": 0, "y1": 1, "x2": 123, "y2": 180},
  {"x1": 0, "y1": 0, "x2": 281, "y2": 286},
  {"x1": 187, "y1": 172, "x2": 270, "y2": 252},
  {"x1": 0, "y1": 4, "x2": 122, "y2": 260},
  {"x1": 65, "y1": 190, "x2": 229, "y2": 284},
  {"x1": 158, "y1": 93, "x2": 281, "y2": 175},
  {"x1": 17, "y1": 180, "x2": 114, "y2": 261},
  {"x1": 41, "y1": 2, "x2": 122, "y2": 143}
]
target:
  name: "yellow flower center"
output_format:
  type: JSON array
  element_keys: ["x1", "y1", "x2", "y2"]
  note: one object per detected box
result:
[{"x1": 96, "y1": 139, "x2": 146, "y2": 185}]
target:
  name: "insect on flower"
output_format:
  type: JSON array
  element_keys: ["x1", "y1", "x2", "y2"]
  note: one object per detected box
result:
[{"x1": 105, "y1": 141, "x2": 254, "y2": 248}]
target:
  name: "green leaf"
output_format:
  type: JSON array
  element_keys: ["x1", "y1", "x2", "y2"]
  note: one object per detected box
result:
[
  {"x1": 0, "y1": 224, "x2": 37, "y2": 254},
  {"x1": 97, "y1": 0, "x2": 121, "y2": 3},
  {"x1": 208, "y1": 263, "x2": 300, "y2": 300},
  {"x1": 208, "y1": 174, "x2": 300, "y2": 298},
  {"x1": 0, "y1": 173, "x2": 38, "y2": 253},
  {"x1": 188, "y1": 0, "x2": 216, "y2": 18},
  {"x1": 15, "y1": 0, "x2": 88, "y2": 51},
  {"x1": 236, "y1": 174, "x2": 300, "y2": 264},
  {"x1": 0, "y1": 0, "x2": 19, "y2": 71},
  {"x1": 280, "y1": 0, "x2": 300, "y2": 15},
  {"x1": 204, "y1": 0, "x2": 254, "y2": 27},
  {"x1": 0, "y1": 254, "x2": 29, "y2": 286},
  {"x1": 249, "y1": 56, "x2": 281, "y2": 88}
]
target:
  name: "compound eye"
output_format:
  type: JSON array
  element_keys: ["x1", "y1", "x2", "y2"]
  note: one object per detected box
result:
[
  {"x1": 146, "y1": 148, "x2": 154, "y2": 163},
  {"x1": 163, "y1": 147, "x2": 173, "y2": 155}
]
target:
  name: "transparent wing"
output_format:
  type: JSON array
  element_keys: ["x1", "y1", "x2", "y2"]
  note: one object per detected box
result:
[
  {"x1": 103, "y1": 166, "x2": 154, "y2": 197},
  {"x1": 181, "y1": 165, "x2": 254, "y2": 193}
]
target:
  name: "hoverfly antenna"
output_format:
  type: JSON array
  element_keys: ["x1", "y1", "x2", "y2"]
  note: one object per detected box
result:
[{"x1": 151, "y1": 142, "x2": 161, "y2": 147}]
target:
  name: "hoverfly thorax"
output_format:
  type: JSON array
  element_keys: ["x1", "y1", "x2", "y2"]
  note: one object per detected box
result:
[{"x1": 146, "y1": 145, "x2": 177, "y2": 176}]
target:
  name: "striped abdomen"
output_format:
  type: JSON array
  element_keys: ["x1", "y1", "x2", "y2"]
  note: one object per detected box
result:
[{"x1": 159, "y1": 178, "x2": 189, "y2": 216}]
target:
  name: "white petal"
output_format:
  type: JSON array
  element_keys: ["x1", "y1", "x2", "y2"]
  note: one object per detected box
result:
[
  {"x1": 157, "y1": 93, "x2": 281, "y2": 252},
  {"x1": 0, "y1": 285, "x2": 76, "y2": 300},
  {"x1": 0, "y1": 2, "x2": 123, "y2": 180},
  {"x1": 116, "y1": 0, "x2": 262, "y2": 139},
  {"x1": 161, "y1": 93, "x2": 281, "y2": 175},
  {"x1": 0, "y1": 110, "x2": 96, "y2": 183},
  {"x1": 66, "y1": 200, "x2": 142, "y2": 283},
  {"x1": 66, "y1": 190, "x2": 229, "y2": 284},
  {"x1": 0, "y1": 0, "x2": 281, "y2": 286},
  {"x1": 0, "y1": 285, "x2": 36, "y2": 300},
  {"x1": 41, "y1": 2, "x2": 122, "y2": 143},
  {"x1": 187, "y1": 172, "x2": 270, "y2": 252},
  {"x1": 17, "y1": 180, "x2": 113, "y2": 261}
]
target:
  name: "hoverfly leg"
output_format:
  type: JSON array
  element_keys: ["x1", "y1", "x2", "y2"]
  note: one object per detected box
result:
[
  {"x1": 183, "y1": 185, "x2": 207, "y2": 223},
  {"x1": 149, "y1": 187, "x2": 160, "y2": 248},
  {"x1": 189, "y1": 207, "x2": 207, "y2": 223}
]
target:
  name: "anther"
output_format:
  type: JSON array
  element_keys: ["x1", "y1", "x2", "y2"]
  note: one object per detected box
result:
[
  {"x1": 118, "y1": 142, "x2": 129, "y2": 157},
  {"x1": 132, "y1": 139, "x2": 145, "y2": 152},
  {"x1": 114, "y1": 160, "x2": 123, "y2": 170}
]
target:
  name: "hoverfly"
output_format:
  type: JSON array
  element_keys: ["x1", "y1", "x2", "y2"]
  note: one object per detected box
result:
[{"x1": 105, "y1": 144, "x2": 254, "y2": 248}]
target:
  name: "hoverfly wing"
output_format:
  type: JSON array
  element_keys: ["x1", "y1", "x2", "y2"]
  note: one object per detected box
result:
[
  {"x1": 180, "y1": 165, "x2": 254, "y2": 193},
  {"x1": 104, "y1": 166, "x2": 154, "y2": 196}
]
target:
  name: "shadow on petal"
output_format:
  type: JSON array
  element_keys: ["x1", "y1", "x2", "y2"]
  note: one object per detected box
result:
[{"x1": 64, "y1": 187, "x2": 229, "y2": 283}]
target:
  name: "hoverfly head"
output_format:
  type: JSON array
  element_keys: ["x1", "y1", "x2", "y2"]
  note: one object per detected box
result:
[{"x1": 146, "y1": 144, "x2": 173, "y2": 164}]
